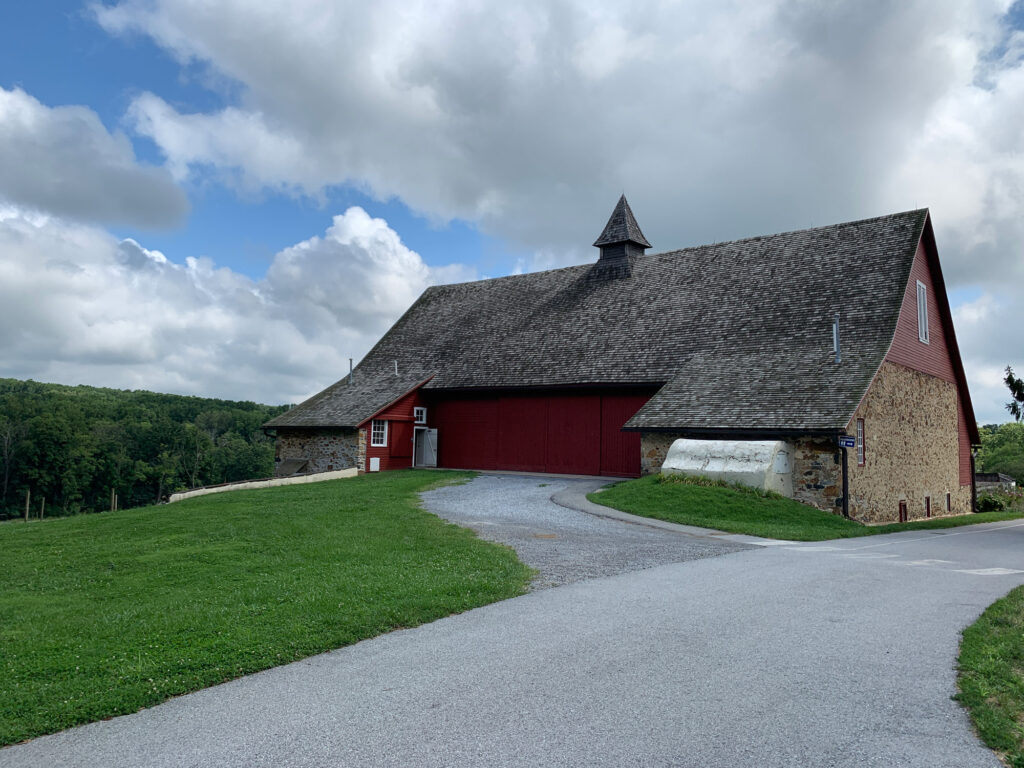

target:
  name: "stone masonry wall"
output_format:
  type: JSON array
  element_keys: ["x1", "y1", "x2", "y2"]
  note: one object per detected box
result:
[
  {"x1": 640, "y1": 433, "x2": 684, "y2": 475},
  {"x1": 847, "y1": 361, "x2": 971, "y2": 523},
  {"x1": 791, "y1": 437, "x2": 843, "y2": 513},
  {"x1": 274, "y1": 428, "x2": 361, "y2": 476}
]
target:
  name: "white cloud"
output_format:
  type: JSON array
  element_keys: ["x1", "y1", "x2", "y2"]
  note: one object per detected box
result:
[
  {"x1": 0, "y1": 87, "x2": 188, "y2": 228},
  {"x1": 0, "y1": 207, "x2": 471, "y2": 404},
  {"x1": 89, "y1": 0, "x2": 1024, "y2": 419},
  {"x1": 952, "y1": 293, "x2": 1023, "y2": 424}
]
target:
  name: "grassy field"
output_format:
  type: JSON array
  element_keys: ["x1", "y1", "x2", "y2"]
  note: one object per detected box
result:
[
  {"x1": 590, "y1": 475, "x2": 1024, "y2": 541},
  {"x1": 957, "y1": 586, "x2": 1024, "y2": 768},
  {"x1": 0, "y1": 470, "x2": 531, "y2": 746}
]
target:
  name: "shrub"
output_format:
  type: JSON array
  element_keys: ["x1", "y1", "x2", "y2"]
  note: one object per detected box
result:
[{"x1": 977, "y1": 493, "x2": 1006, "y2": 513}]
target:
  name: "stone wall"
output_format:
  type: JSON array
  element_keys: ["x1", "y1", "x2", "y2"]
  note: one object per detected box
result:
[
  {"x1": 791, "y1": 437, "x2": 843, "y2": 512},
  {"x1": 846, "y1": 361, "x2": 971, "y2": 523},
  {"x1": 274, "y1": 428, "x2": 363, "y2": 476},
  {"x1": 640, "y1": 432, "x2": 683, "y2": 475}
]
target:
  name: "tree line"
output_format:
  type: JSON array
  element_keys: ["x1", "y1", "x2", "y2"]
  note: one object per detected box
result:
[{"x1": 0, "y1": 378, "x2": 288, "y2": 519}]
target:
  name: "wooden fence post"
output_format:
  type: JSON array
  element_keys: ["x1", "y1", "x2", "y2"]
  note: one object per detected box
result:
[
  {"x1": 40, "y1": 497, "x2": 45, "y2": 520},
  {"x1": 111, "y1": 488, "x2": 115, "y2": 513},
  {"x1": 25, "y1": 489, "x2": 30, "y2": 522}
]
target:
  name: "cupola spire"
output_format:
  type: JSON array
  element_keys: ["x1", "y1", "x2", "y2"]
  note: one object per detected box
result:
[{"x1": 589, "y1": 195, "x2": 651, "y2": 279}]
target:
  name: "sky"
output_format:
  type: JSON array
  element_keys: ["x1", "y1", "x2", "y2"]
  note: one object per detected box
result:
[{"x1": 0, "y1": 0, "x2": 1022, "y2": 423}]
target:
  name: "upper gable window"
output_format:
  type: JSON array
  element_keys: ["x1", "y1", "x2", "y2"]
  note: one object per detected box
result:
[
  {"x1": 413, "y1": 407, "x2": 427, "y2": 425},
  {"x1": 916, "y1": 280, "x2": 929, "y2": 344},
  {"x1": 370, "y1": 419, "x2": 388, "y2": 447}
]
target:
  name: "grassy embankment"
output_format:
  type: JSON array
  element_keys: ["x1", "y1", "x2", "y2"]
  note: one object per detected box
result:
[
  {"x1": 589, "y1": 474, "x2": 1024, "y2": 542},
  {"x1": 957, "y1": 588, "x2": 1024, "y2": 768},
  {"x1": 0, "y1": 470, "x2": 530, "y2": 746}
]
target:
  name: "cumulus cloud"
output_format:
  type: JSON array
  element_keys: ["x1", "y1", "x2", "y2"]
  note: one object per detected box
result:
[
  {"x1": 0, "y1": 207, "x2": 472, "y2": 404},
  {"x1": 90, "y1": 0, "x2": 1024, "y2": 418},
  {"x1": 0, "y1": 87, "x2": 188, "y2": 228}
]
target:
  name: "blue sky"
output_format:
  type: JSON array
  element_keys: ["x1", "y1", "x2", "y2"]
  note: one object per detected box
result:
[
  {"x1": 0, "y1": 1, "x2": 1022, "y2": 423},
  {"x1": 0, "y1": 1, "x2": 510, "y2": 279}
]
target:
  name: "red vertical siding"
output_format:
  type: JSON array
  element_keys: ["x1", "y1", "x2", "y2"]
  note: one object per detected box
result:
[
  {"x1": 427, "y1": 388, "x2": 653, "y2": 477},
  {"x1": 600, "y1": 394, "x2": 649, "y2": 476},
  {"x1": 364, "y1": 388, "x2": 423, "y2": 471},
  {"x1": 498, "y1": 396, "x2": 548, "y2": 472},
  {"x1": 546, "y1": 395, "x2": 601, "y2": 475},
  {"x1": 433, "y1": 397, "x2": 498, "y2": 470},
  {"x1": 885, "y1": 242, "x2": 972, "y2": 487}
]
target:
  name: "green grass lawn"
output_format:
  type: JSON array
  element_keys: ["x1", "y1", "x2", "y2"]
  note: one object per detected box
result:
[
  {"x1": 0, "y1": 470, "x2": 531, "y2": 746},
  {"x1": 957, "y1": 587, "x2": 1024, "y2": 768},
  {"x1": 589, "y1": 475, "x2": 1024, "y2": 541}
]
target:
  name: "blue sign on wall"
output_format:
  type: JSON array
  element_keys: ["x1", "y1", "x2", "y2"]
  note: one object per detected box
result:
[{"x1": 838, "y1": 436, "x2": 856, "y2": 449}]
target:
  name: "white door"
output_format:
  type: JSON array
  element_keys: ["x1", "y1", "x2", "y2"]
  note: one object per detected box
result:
[{"x1": 423, "y1": 428, "x2": 438, "y2": 467}]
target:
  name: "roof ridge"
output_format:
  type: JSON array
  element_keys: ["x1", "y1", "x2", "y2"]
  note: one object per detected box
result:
[{"x1": 646, "y1": 208, "x2": 928, "y2": 259}]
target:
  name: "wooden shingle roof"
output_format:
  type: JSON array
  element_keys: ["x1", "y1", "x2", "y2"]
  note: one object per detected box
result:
[{"x1": 267, "y1": 208, "x2": 932, "y2": 433}]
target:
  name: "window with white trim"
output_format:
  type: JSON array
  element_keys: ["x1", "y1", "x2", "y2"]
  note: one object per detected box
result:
[
  {"x1": 916, "y1": 280, "x2": 929, "y2": 344},
  {"x1": 370, "y1": 419, "x2": 388, "y2": 447},
  {"x1": 413, "y1": 407, "x2": 427, "y2": 425},
  {"x1": 856, "y1": 418, "x2": 866, "y2": 466}
]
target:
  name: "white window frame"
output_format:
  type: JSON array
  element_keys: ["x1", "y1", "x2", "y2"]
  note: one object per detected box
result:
[
  {"x1": 413, "y1": 407, "x2": 427, "y2": 425},
  {"x1": 370, "y1": 419, "x2": 388, "y2": 447},
  {"x1": 856, "y1": 418, "x2": 865, "y2": 466},
  {"x1": 916, "y1": 280, "x2": 929, "y2": 344}
]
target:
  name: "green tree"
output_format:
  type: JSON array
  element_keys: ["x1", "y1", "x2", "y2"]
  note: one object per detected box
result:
[
  {"x1": 1007, "y1": 366, "x2": 1024, "y2": 421},
  {"x1": 978, "y1": 422, "x2": 1024, "y2": 485}
]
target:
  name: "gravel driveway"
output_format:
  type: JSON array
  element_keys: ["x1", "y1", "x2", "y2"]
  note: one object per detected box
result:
[{"x1": 421, "y1": 473, "x2": 750, "y2": 589}]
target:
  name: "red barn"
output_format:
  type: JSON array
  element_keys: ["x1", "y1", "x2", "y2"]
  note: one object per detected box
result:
[{"x1": 265, "y1": 198, "x2": 979, "y2": 523}]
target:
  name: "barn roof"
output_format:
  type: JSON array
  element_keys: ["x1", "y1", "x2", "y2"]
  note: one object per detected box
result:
[{"x1": 266, "y1": 206, "x2": 934, "y2": 433}]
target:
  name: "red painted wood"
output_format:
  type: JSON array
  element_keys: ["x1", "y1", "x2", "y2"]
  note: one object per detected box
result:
[
  {"x1": 390, "y1": 421, "x2": 413, "y2": 458},
  {"x1": 958, "y1": 404, "x2": 971, "y2": 486},
  {"x1": 363, "y1": 388, "x2": 423, "y2": 471},
  {"x1": 433, "y1": 397, "x2": 498, "y2": 470},
  {"x1": 427, "y1": 389, "x2": 653, "y2": 477},
  {"x1": 887, "y1": 243, "x2": 956, "y2": 381},
  {"x1": 886, "y1": 241, "x2": 972, "y2": 487},
  {"x1": 498, "y1": 396, "x2": 548, "y2": 472},
  {"x1": 600, "y1": 394, "x2": 649, "y2": 476},
  {"x1": 546, "y1": 395, "x2": 601, "y2": 475}
]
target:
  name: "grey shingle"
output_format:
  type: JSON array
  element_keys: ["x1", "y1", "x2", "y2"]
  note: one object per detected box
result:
[
  {"x1": 266, "y1": 208, "x2": 928, "y2": 432},
  {"x1": 593, "y1": 195, "x2": 651, "y2": 248}
]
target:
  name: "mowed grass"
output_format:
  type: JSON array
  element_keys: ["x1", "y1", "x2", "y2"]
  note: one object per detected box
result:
[
  {"x1": 0, "y1": 470, "x2": 531, "y2": 746},
  {"x1": 590, "y1": 475, "x2": 1024, "y2": 541},
  {"x1": 957, "y1": 587, "x2": 1024, "y2": 768}
]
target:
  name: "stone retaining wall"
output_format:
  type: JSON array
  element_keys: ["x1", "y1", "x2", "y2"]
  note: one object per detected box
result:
[{"x1": 169, "y1": 468, "x2": 358, "y2": 503}]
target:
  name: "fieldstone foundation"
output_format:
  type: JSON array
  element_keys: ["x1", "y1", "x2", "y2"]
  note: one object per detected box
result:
[
  {"x1": 791, "y1": 437, "x2": 843, "y2": 512},
  {"x1": 274, "y1": 428, "x2": 362, "y2": 476},
  {"x1": 640, "y1": 433, "x2": 684, "y2": 475}
]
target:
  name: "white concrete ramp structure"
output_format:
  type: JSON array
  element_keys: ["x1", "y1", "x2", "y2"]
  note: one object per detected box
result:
[{"x1": 661, "y1": 439, "x2": 794, "y2": 496}]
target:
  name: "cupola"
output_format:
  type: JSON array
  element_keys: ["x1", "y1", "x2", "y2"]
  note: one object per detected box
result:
[{"x1": 590, "y1": 195, "x2": 651, "y2": 279}]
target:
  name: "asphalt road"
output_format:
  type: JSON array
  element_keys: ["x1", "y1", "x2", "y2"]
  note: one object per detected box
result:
[{"x1": 3, "y1": 477, "x2": 1023, "y2": 767}]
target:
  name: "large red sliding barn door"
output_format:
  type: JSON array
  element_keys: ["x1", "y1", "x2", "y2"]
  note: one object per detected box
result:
[
  {"x1": 599, "y1": 394, "x2": 649, "y2": 477},
  {"x1": 546, "y1": 395, "x2": 601, "y2": 475},
  {"x1": 433, "y1": 397, "x2": 498, "y2": 470},
  {"x1": 432, "y1": 390, "x2": 650, "y2": 477}
]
